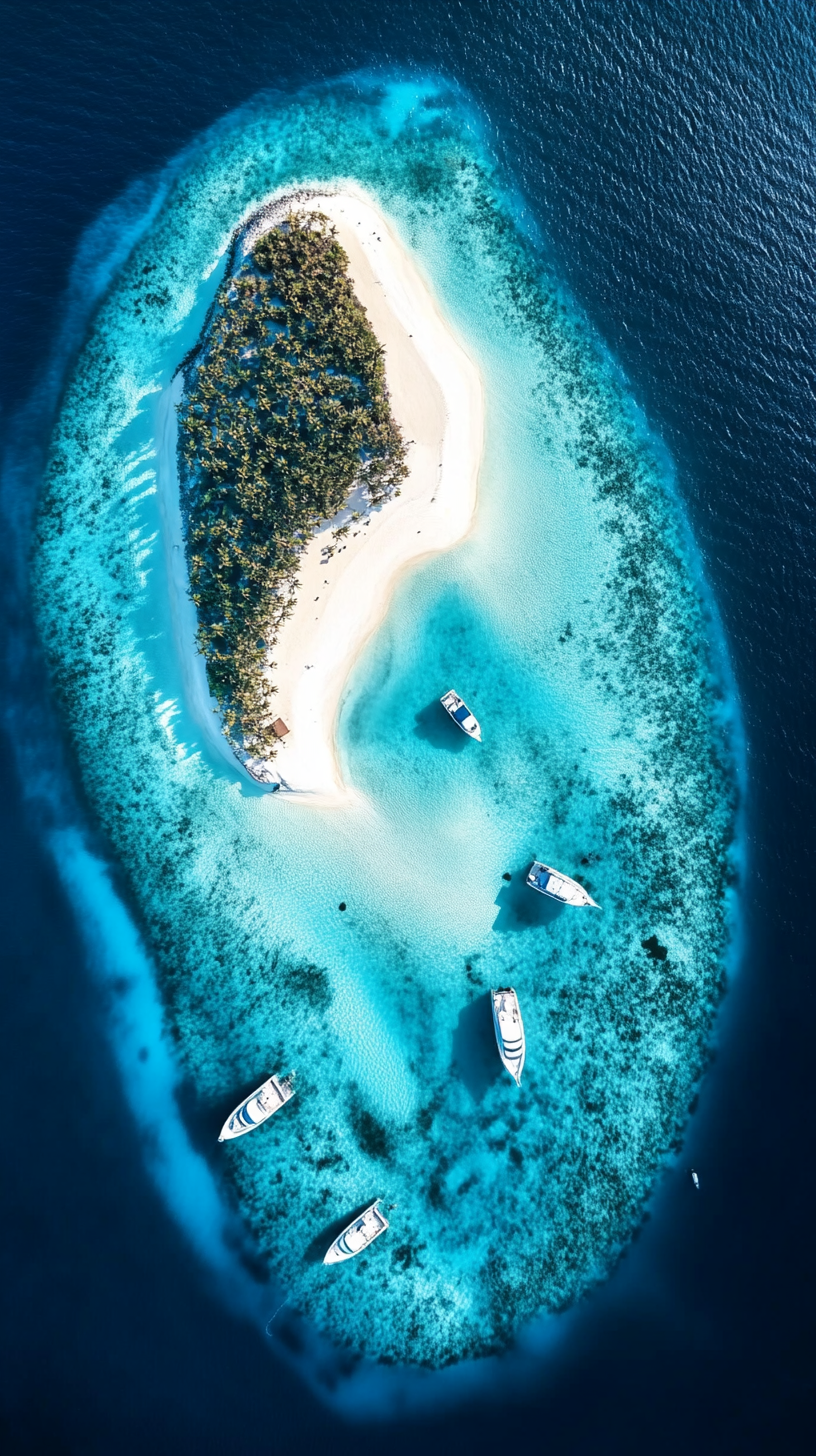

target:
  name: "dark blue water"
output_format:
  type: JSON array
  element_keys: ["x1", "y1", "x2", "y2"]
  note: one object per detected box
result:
[{"x1": 2, "y1": 1, "x2": 814, "y2": 1450}]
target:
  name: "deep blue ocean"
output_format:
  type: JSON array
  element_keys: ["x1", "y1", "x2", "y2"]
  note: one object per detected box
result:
[{"x1": 2, "y1": 1, "x2": 815, "y2": 1451}]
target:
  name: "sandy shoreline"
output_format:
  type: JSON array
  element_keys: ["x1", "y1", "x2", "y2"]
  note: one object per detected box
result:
[{"x1": 158, "y1": 186, "x2": 483, "y2": 805}]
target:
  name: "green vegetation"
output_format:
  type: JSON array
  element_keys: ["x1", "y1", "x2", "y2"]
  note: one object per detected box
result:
[{"x1": 178, "y1": 211, "x2": 407, "y2": 758}]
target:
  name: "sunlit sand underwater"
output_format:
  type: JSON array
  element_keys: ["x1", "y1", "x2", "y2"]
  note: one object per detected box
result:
[{"x1": 33, "y1": 75, "x2": 741, "y2": 1379}]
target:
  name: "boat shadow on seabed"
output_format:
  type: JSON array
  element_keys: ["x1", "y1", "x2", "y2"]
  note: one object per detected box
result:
[
  {"x1": 492, "y1": 867, "x2": 564, "y2": 933},
  {"x1": 451, "y1": 992, "x2": 503, "y2": 1103},
  {"x1": 174, "y1": 1069, "x2": 277, "y2": 1157},
  {"x1": 412, "y1": 699, "x2": 471, "y2": 753}
]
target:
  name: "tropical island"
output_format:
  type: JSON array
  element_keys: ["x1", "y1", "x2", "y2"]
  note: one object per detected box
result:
[
  {"x1": 32, "y1": 79, "x2": 740, "y2": 1376},
  {"x1": 170, "y1": 189, "x2": 483, "y2": 799},
  {"x1": 178, "y1": 210, "x2": 408, "y2": 765}
]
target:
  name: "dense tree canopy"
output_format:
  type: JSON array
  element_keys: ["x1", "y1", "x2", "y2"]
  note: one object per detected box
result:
[{"x1": 178, "y1": 211, "x2": 406, "y2": 758}]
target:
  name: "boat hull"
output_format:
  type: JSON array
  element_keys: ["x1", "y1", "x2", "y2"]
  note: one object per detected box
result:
[
  {"x1": 440, "y1": 689, "x2": 482, "y2": 741},
  {"x1": 323, "y1": 1200, "x2": 389, "y2": 1265},
  {"x1": 526, "y1": 861, "x2": 599, "y2": 908},
  {"x1": 218, "y1": 1072, "x2": 295, "y2": 1142},
  {"x1": 491, "y1": 987, "x2": 526, "y2": 1086}
]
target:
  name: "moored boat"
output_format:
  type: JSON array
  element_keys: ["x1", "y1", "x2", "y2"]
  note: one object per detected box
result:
[
  {"x1": 491, "y1": 987, "x2": 526, "y2": 1086},
  {"x1": 440, "y1": 689, "x2": 482, "y2": 741},
  {"x1": 218, "y1": 1071, "x2": 295, "y2": 1142},
  {"x1": 526, "y1": 861, "x2": 599, "y2": 908},
  {"x1": 323, "y1": 1199, "x2": 389, "y2": 1265}
]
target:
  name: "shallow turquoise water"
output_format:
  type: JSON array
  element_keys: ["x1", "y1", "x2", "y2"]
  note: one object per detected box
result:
[{"x1": 33, "y1": 75, "x2": 741, "y2": 1370}]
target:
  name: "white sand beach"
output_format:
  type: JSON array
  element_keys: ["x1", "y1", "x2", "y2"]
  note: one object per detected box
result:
[{"x1": 159, "y1": 186, "x2": 483, "y2": 804}]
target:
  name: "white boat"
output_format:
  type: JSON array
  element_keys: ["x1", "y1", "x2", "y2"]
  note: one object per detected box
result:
[
  {"x1": 440, "y1": 689, "x2": 482, "y2": 741},
  {"x1": 323, "y1": 1200, "x2": 389, "y2": 1265},
  {"x1": 218, "y1": 1071, "x2": 295, "y2": 1142},
  {"x1": 691, "y1": 1168, "x2": 700, "y2": 1191},
  {"x1": 491, "y1": 987, "x2": 526, "y2": 1086},
  {"x1": 527, "y1": 861, "x2": 599, "y2": 908}
]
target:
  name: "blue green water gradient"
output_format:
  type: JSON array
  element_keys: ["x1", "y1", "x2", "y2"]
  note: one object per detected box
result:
[{"x1": 33, "y1": 75, "x2": 741, "y2": 1371}]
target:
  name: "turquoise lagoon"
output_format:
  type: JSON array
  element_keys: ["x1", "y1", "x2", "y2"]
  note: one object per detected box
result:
[{"x1": 34, "y1": 77, "x2": 741, "y2": 1377}]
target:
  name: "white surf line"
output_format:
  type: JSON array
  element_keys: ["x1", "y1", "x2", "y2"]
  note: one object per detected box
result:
[{"x1": 258, "y1": 185, "x2": 483, "y2": 806}]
